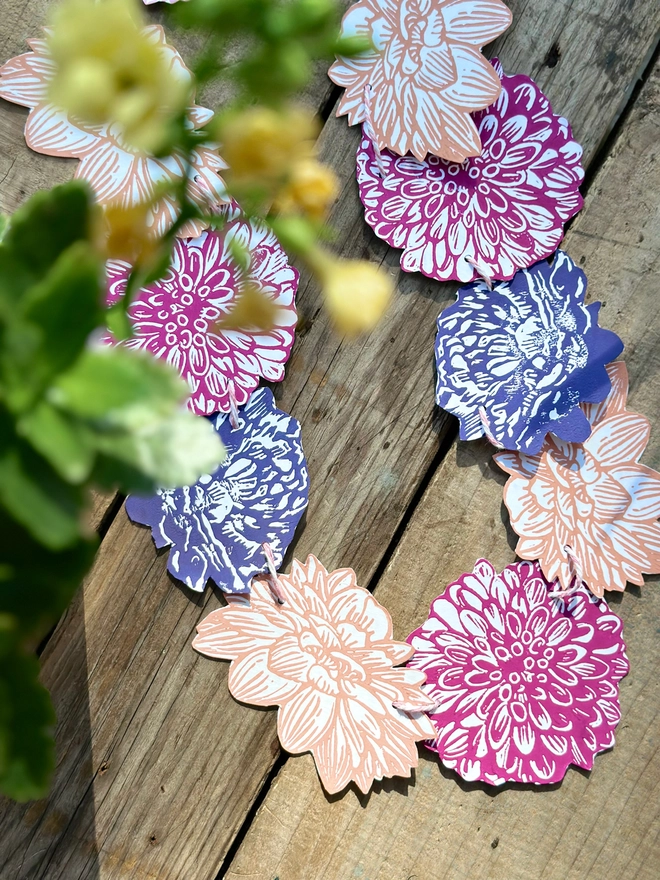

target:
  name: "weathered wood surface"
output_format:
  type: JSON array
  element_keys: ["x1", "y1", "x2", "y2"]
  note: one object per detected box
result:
[
  {"x1": 226, "y1": 53, "x2": 660, "y2": 880},
  {"x1": 1, "y1": 2, "x2": 660, "y2": 880}
]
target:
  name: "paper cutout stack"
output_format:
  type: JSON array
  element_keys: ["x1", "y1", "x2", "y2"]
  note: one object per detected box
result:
[
  {"x1": 126, "y1": 388, "x2": 309, "y2": 593},
  {"x1": 496, "y1": 361, "x2": 660, "y2": 596},
  {"x1": 434, "y1": 250, "x2": 624, "y2": 453},
  {"x1": 330, "y1": 0, "x2": 512, "y2": 161},
  {"x1": 0, "y1": 27, "x2": 226, "y2": 238},
  {"x1": 357, "y1": 60, "x2": 584, "y2": 283},
  {"x1": 193, "y1": 554, "x2": 436, "y2": 794},
  {"x1": 407, "y1": 558, "x2": 629, "y2": 785},
  {"x1": 104, "y1": 218, "x2": 299, "y2": 415}
]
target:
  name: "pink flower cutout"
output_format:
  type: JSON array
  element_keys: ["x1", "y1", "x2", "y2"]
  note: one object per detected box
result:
[
  {"x1": 193, "y1": 555, "x2": 436, "y2": 795},
  {"x1": 407, "y1": 559, "x2": 629, "y2": 785},
  {"x1": 357, "y1": 60, "x2": 584, "y2": 283},
  {"x1": 103, "y1": 218, "x2": 298, "y2": 415},
  {"x1": 495, "y1": 362, "x2": 660, "y2": 597},
  {"x1": 0, "y1": 27, "x2": 226, "y2": 238},
  {"x1": 329, "y1": 0, "x2": 512, "y2": 161}
]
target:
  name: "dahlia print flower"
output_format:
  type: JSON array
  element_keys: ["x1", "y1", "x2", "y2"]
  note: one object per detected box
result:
[
  {"x1": 193, "y1": 555, "x2": 436, "y2": 794},
  {"x1": 329, "y1": 0, "x2": 512, "y2": 161},
  {"x1": 407, "y1": 559, "x2": 629, "y2": 785},
  {"x1": 434, "y1": 251, "x2": 624, "y2": 453},
  {"x1": 126, "y1": 388, "x2": 308, "y2": 593},
  {"x1": 103, "y1": 217, "x2": 299, "y2": 415},
  {"x1": 357, "y1": 60, "x2": 584, "y2": 283},
  {"x1": 496, "y1": 362, "x2": 660, "y2": 596},
  {"x1": 0, "y1": 27, "x2": 226, "y2": 238}
]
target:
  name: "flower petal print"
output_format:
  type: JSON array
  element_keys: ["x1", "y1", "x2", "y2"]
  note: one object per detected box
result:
[
  {"x1": 407, "y1": 559, "x2": 629, "y2": 785},
  {"x1": 434, "y1": 251, "x2": 624, "y2": 453},
  {"x1": 495, "y1": 362, "x2": 660, "y2": 596},
  {"x1": 357, "y1": 60, "x2": 584, "y2": 283},
  {"x1": 329, "y1": 0, "x2": 512, "y2": 161},
  {"x1": 103, "y1": 217, "x2": 299, "y2": 416},
  {"x1": 0, "y1": 27, "x2": 226, "y2": 238},
  {"x1": 126, "y1": 388, "x2": 309, "y2": 593},
  {"x1": 193, "y1": 554, "x2": 436, "y2": 794}
]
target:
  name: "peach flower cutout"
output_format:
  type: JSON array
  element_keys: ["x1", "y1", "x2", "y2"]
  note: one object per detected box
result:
[
  {"x1": 495, "y1": 362, "x2": 660, "y2": 597},
  {"x1": 193, "y1": 555, "x2": 435, "y2": 794},
  {"x1": 0, "y1": 27, "x2": 226, "y2": 238},
  {"x1": 329, "y1": 0, "x2": 512, "y2": 161}
]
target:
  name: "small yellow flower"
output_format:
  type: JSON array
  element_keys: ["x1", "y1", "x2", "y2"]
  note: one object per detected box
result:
[
  {"x1": 275, "y1": 159, "x2": 339, "y2": 221},
  {"x1": 47, "y1": 0, "x2": 190, "y2": 153},
  {"x1": 313, "y1": 253, "x2": 394, "y2": 336},
  {"x1": 101, "y1": 202, "x2": 161, "y2": 267},
  {"x1": 215, "y1": 283, "x2": 282, "y2": 332}
]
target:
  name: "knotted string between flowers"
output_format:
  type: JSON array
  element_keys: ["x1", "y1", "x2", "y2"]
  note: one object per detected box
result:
[
  {"x1": 262, "y1": 542, "x2": 286, "y2": 605},
  {"x1": 549, "y1": 544, "x2": 584, "y2": 599}
]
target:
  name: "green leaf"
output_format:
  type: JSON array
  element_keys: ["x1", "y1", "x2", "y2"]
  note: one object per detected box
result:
[
  {"x1": 0, "y1": 214, "x2": 9, "y2": 244},
  {"x1": 18, "y1": 401, "x2": 95, "y2": 484}
]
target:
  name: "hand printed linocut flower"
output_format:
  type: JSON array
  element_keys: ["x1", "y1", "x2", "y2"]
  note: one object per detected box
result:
[
  {"x1": 126, "y1": 388, "x2": 308, "y2": 593},
  {"x1": 104, "y1": 218, "x2": 298, "y2": 415},
  {"x1": 193, "y1": 555, "x2": 436, "y2": 794},
  {"x1": 407, "y1": 559, "x2": 629, "y2": 785},
  {"x1": 0, "y1": 27, "x2": 226, "y2": 238},
  {"x1": 357, "y1": 60, "x2": 584, "y2": 283},
  {"x1": 329, "y1": 0, "x2": 512, "y2": 161},
  {"x1": 434, "y1": 251, "x2": 624, "y2": 453},
  {"x1": 495, "y1": 362, "x2": 660, "y2": 596}
]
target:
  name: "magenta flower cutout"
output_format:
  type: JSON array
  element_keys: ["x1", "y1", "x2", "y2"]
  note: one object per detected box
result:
[
  {"x1": 104, "y1": 218, "x2": 298, "y2": 415},
  {"x1": 407, "y1": 559, "x2": 629, "y2": 786},
  {"x1": 357, "y1": 61, "x2": 584, "y2": 283}
]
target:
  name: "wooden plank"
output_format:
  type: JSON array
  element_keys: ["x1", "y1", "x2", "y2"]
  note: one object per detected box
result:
[
  {"x1": 2, "y1": 2, "x2": 660, "y2": 879},
  {"x1": 225, "y1": 51, "x2": 660, "y2": 880}
]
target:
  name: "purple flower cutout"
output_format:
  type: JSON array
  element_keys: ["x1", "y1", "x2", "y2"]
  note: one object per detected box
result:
[
  {"x1": 434, "y1": 250, "x2": 624, "y2": 453},
  {"x1": 126, "y1": 388, "x2": 309, "y2": 593},
  {"x1": 357, "y1": 60, "x2": 584, "y2": 284},
  {"x1": 104, "y1": 218, "x2": 299, "y2": 416},
  {"x1": 407, "y1": 559, "x2": 629, "y2": 786}
]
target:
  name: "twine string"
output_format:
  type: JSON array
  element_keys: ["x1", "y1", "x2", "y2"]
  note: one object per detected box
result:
[
  {"x1": 549, "y1": 544, "x2": 584, "y2": 599},
  {"x1": 227, "y1": 381, "x2": 241, "y2": 431},
  {"x1": 262, "y1": 542, "x2": 286, "y2": 605},
  {"x1": 478, "y1": 406, "x2": 504, "y2": 449},
  {"x1": 464, "y1": 255, "x2": 494, "y2": 290}
]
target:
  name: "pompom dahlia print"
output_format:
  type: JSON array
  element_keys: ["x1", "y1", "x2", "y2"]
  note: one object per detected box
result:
[
  {"x1": 434, "y1": 251, "x2": 624, "y2": 453},
  {"x1": 496, "y1": 362, "x2": 660, "y2": 596},
  {"x1": 126, "y1": 388, "x2": 308, "y2": 593},
  {"x1": 407, "y1": 559, "x2": 629, "y2": 785},
  {"x1": 357, "y1": 60, "x2": 584, "y2": 283},
  {"x1": 329, "y1": 0, "x2": 512, "y2": 161},
  {"x1": 103, "y1": 218, "x2": 298, "y2": 416},
  {"x1": 193, "y1": 555, "x2": 436, "y2": 794},
  {"x1": 0, "y1": 27, "x2": 226, "y2": 238}
]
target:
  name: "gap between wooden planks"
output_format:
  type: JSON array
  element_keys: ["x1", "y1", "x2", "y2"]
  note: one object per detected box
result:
[
  {"x1": 225, "y1": 51, "x2": 660, "y2": 880},
  {"x1": 1, "y1": 2, "x2": 660, "y2": 879}
]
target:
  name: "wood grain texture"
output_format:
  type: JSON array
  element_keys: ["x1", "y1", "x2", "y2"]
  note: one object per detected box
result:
[
  {"x1": 2, "y1": 1, "x2": 660, "y2": 879},
  {"x1": 225, "y1": 53, "x2": 660, "y2": 880}
]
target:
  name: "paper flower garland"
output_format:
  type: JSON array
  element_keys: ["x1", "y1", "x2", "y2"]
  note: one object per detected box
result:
[
  {"x1": 0, "y1": 27, "x2": 226, "y2": 238},
  {"x1": 193, "y1": 554, "x2": 435, "y2": 794},
  {"x1": 434, "y1": 251, "x2": 624, "y2": 453},
  {"x1": 407, "y1": 559, "x2": 629, "y2": 785},
  {"x1": 329, "y1": 0, "x2": 512, "y2": 161},
  {"x1": 126, "y1": 388, "x2": 309, "y2": 593},
  {"x1": 356, "y1": 61, "x2": 584, "y2": 283},
  {"x1": 495, "y1": 362, "x2": 660, "y2": 596},
  {"x1": 104, "y1": 219, "x2": 299, "y2": 415}
]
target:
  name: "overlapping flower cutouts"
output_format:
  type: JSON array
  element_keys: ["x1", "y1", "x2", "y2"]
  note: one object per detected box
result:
[
  {"x1": 193, "y1": 554, "x2": 435, "y2": 794},
  {"x1": 330, "y1": 0, "x2": 512, "y2": 161},
  {"x1": 434, "y1": 250, "x2": 624, "y2": 453},
  {"x1": 127, "y1": 388, "x2": 309, "y2": 593},
  {"x1": 0, "y1": 27, "x2": 226, "y2": 238},
  {"x1": 407, "y1": 559, "x2": 629, "y2": 785},
  {"x1": 495, "y1": 362, "x2": 660, "y2": 597},
  {"x1": 357, "y1": 60, "x2": 584, "y2": 283},
  {"x1": 104, "y1": 217, "x2": 298, "y2": 415}
]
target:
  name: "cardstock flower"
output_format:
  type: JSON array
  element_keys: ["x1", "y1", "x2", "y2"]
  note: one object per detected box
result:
[
  {"x1": 495, "y1": 362, "x2": 660, "y2": 596},
  {"x1": 434, "y1": 251, "x2": 624, "y2": 453},
  {"x1": 407, "y1": 558, "x2": 629, "y2": 785},
  {"x1": 193, "y1": 555, "x2": 436, "y2": 794},
  {"x1": 357, "y1": 60, "x2": 584, "y2": 283},
  {"x1": 126, "y1": 388, "x2": 308, "y2": 593},
  {"x1": 103, "y1": 218, "x2": 299, "y2": 416},
  {"x1": 0, "y1": 27, "x2": 226, "y2": 238},
  {"x1": 329, "y1": 0, "x2": 512, "y2": 161}
]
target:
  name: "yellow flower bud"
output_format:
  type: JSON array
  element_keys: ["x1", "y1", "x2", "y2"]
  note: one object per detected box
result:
[
  {"x1": 215, "y1": 283, "x2": 282, "y2": 332},
  {"x1": 275, "y1": 159, "x2": 339, "y2": 221},
  {"x1": 314, "y1": 254, "x2": 394, "y2": 336},
  {"x1": 102, "y1": 202, "x2": 160, "y2": 267}
]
